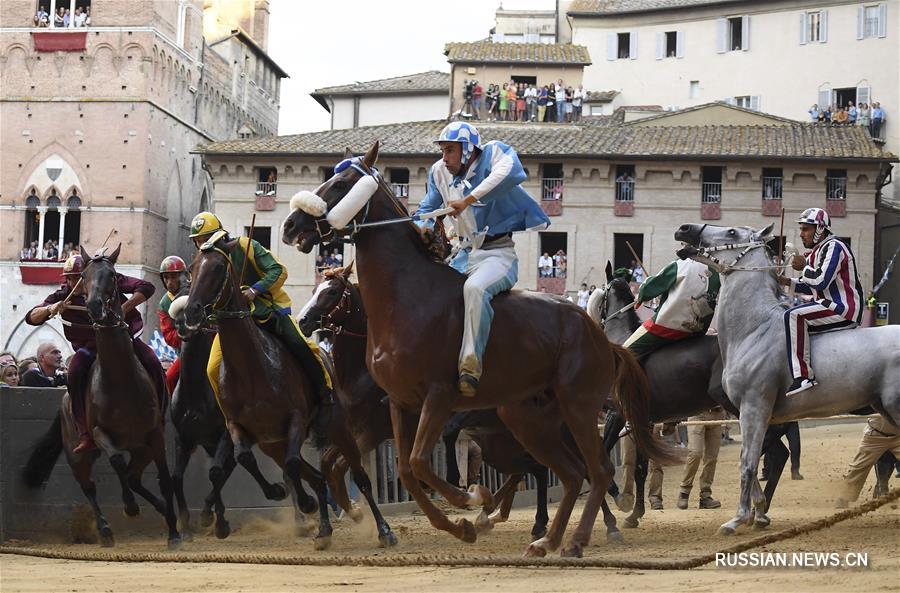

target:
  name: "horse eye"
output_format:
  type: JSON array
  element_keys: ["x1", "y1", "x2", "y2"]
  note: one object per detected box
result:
[{"x1": 728, "y1": 229, "x2": 735, "y2": 235}]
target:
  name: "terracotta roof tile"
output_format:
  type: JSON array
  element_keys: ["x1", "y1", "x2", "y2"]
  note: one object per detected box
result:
[
  {"x1": 568, "y1": 0, "x2": 745, "y2": 16},
  {"x1": 444, "y1": 39, "x2": 592, "y2": 65},
  {"x1": 312, "y1": 71, "x2": 450, "y2": 96}
]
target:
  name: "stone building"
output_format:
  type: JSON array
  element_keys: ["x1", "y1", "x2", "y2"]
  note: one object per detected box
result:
[{"x1": 0, "y1": 0, "x2": 287, "y2": 357}]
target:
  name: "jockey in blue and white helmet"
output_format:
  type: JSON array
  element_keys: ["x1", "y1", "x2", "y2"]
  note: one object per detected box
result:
[
  {"x1": 777, "y1": 206, "x2": 863, "y2": 396},
  {"x1": 414, "y1": 121, "x2": 550, "y2": 397}
]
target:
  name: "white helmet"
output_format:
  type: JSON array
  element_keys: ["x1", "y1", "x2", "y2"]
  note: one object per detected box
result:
[{"x1": 796, "y1": 207, "x2": 831, "y2": 244}]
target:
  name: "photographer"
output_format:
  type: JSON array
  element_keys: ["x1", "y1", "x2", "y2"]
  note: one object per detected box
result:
[{"x1": 21, "y1": 342, "x2": 68, "y2": 387}]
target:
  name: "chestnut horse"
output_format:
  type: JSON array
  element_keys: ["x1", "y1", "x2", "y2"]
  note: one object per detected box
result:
[
  {"x1": 282, "y1": 142, "x2": 679, "y2": 557},
  {"x1": 22, "y1": 246, "x2": 181, "y2": 549}
]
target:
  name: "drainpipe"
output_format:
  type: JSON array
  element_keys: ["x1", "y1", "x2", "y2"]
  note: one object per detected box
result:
[{"x1": 873, "y1": 161, "x2": 894, "y2": 285}]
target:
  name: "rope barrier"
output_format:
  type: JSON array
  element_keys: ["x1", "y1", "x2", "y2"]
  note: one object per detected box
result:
[
  {"x1": 2, "y1": 488, "x2": 897, "y2": 570},
  {"x1": 598, "y1": 414, "x2": 874, "y2": 430}
]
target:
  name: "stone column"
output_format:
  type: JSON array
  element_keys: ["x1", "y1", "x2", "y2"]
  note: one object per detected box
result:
[
  {"x1": 36, "y1": 206, "x2": 47, "y2": 258},
  {"x1": 49, "y1": 0, "x2": 57, "y2": 28},
  {"x1": 57, "y1": 208, "x2": 68, "y2": 259},
  {"x1": 68, "y1": 0, "x2": 75, "y2": 27}
]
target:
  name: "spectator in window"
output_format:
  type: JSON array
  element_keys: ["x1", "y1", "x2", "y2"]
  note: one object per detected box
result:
[
  {"x1": 54, "y1": 6, "x2": 64, "y2": 27},
  {"x1": 808, "y1": 104, "x2": 819, "y2": 122},
  {"x1": 553, "y1": 250, "x2": 566, "y2": 278},
  {"x1": 85, "y1": 6, "x2": 91, "y2": 26},
  {"x1": 538, "y1": 252, "x2": 553, "y2": 278},
  {"x1": 74, "y1": 6, "x2": 87, "y2": 27},
  {"x1": 498, "y1": 83, "x2": 508, "y2": 121},
  {"x1": 857, "y1": 102, "x2": 871, "y2": 130},
  {"x1": 616, "y1": 172, "x2": 633, "y2": 201},
  {"x1": 546, "y1": 83, "x2": 557, "y2": 123},
  {"x1": 537, "y1": 85, "x2": 548, "y2": 122},
  {"x1": 573, "y1": 85, "x2": 586, "y2": 122},
  {"x1": 513, "y1": 83, "x2": 523, "y2": 122},
  {"x1": 21, "y1": 342, "x2": 67, "y2": 387},
  {"x1": 871, "y1": 102, "x2": 885, "y2": 138},
  {"x1": 564, "y1": 86, "x2": 575, "y2": 123},
  {"x1": 334, "y1": 250, "x2": 343, "y2": 266},
  {"x1": 524, "y1": 84, "x2": 537, "y2": 122},
  {"x1": 34, "y1": 6, "x2": 50, "y2": 27},
  {"x1": 630, "y1": 260, "x2": 646, "y2": 285},
  {"x1": 63, "y1": 7, "x2": 71, "y2": 27},
  {"x1": 847, "y1": 101, "x2": 858, "y2": 125},
  {"x1": 20, "y1": 243, "x2": 35, "y2": 260},
  {"x1": 555, "y1": 83, "x2": 567, "y2": 123},
  {"x1": 315, "y1": 254, "x2": 325, "y2": 273},
  {"x1": 472, "y1": 81, "x2": 483, "y2": 120}
]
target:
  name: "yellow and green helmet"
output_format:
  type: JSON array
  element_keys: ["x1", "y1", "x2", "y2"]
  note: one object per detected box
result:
[{"x1": 189, "y1": 211, "x2": 224, "y2": 238}]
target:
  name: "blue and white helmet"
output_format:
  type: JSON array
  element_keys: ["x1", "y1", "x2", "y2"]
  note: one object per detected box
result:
[{"x1": 436, "y1": 122, "x2": 481, "y2": 165}]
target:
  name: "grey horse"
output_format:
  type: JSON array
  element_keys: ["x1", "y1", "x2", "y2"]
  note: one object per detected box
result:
[{"x1": 675, "y1": 222, "x2": 900, "y2": 535}]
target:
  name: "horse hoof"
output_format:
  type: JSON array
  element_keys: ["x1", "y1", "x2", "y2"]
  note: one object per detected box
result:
[
  {"x1": 215, "y1": 521, "x2": 232, "y2": 539},
  {"x1": 622, "y1": 517, "x2": 639, "y2": 529},
  {"x1": 299, "y1": 497, "x2": 318, "y2": 515},
  {"x1": 314, "y1": 536, "x2": 332, "y2": 551},
  {"x1": 468, "y1": 484, "x2": 494, "y2": 510},
  {"x1": 457, "y1": 518, "x2": 477, "y2": 543},
  {"x1": 348, "y1": 504, "x2": 364, "y2": 523},
  {"x1": 754, "y1": 516, "x2": 771, "y2": 530},
  {"x1": 167, "y1": 535, "x2": 183, "y2": 551},
  {"x1": 123, "y1": 503, "x2": 140, "y2": 518},
  {"x1": 474, "y1": 511, "x2": 493, "y2": 533},
  {"x1": 531, "y1": 526, "x2": 548, "y2": 540},
  {"x1": 523, "y1": 541, "x2": 548, "y2": 558},
  {"x1": 199, "y1": 509, "x2": 214, "y2": 527},
  {"x1": 181, "y1": 530, "x2": 194, "y2": 543},
  {"x1": 607, "y1": 531, "x2": 625, "y2": 544},
  {"x1": 561, "y1": 544, "x2": 583, "y2": 558},
  {"x1": 379, "y1": 531, "x2": 399, "y2": 548},
  {"x1": 295, "y1": 519, "x2": 317, "y2": 538},
  {"x1": 99, "y1": 527, "x2": 115, "y2": 548},
  {"x1": 267, "y1": 483, "x2": 288, "y2": 501},
  {"x1": 718, "y1": 525, "x2": 736, "y2": 536}
]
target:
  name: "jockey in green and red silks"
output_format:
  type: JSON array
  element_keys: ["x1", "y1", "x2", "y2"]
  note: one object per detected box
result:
[{"x1": 26, "y1": 254, "x2": 167, "y2": 454}]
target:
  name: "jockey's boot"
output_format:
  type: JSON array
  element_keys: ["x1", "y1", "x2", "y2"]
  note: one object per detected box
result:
[
  {"x1": 73, "y1": 431, "x2": 97, "y2": 454},
  {"x1": 786, "y1": 377, "x2": 817, "y2": 397},
  {"x1": 458, "y1": 374, "x2": 479, "y2": 398}
]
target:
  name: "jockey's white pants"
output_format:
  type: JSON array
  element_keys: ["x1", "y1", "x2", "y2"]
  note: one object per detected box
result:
[
  {"x1": 783, "y1": 301, "x2": 856, "y2": 380},
  {"x1": 452, "y1": 239, "x2": 518, "y2": 380}
]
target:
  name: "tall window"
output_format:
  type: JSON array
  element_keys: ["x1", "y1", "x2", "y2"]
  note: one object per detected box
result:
[
  {"x1": 542, "y1": 163, "x2": 564, "y2": 201},
  {"x1": 244, "y1": 226, "x2": 271, "y2": 249},
  {"x1": 689, "y1": 80, "x2": 700, "y2": 99},
  {"x1": 35, "y1": 0, "x2": 93, "y2": 29},
  {"x1": 860, "y1": 4, "x2": 887, "y2": 39},
  {"x1": 389, "y1": 168, "x2": 410, "y2": 199},
  {"x1": 256, "y1": 167, "x2": 277, "y2": 197},
  {"x1": 762, "y1": 168, "x2": 783, "y2": 199},
  {"x1": 613, "y1": 233, "x2": 643, "y2": 273},
  {"x1": 702, "y1": 167, "x2": 723, "y2": 203},
  {"x1": 618, "y1": 33, "x2": 631, "y2": 59},
  {"x1": 717, "y1": 16, "x2": 749, "y2": 52},
  {"x1": 538, "y1": 232, "x2": 567, "y2": 279},
  {"x1": 615, "y1": 165, "x2": 635, "y2": 202},
  {"x1": 826, "y1": 169, "x2": 847, "y2": 200},
  {"x1": 804, "y1": 11, "x2": 824, "y2": 43},
  {"x1": 728, "y1": 17, "x2": 744, "y2": 50}
]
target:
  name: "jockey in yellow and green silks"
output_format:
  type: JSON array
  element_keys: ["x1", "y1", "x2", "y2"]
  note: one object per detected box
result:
[{"x1": 188, "y1": 212, "x2": 333, "y2": 412}]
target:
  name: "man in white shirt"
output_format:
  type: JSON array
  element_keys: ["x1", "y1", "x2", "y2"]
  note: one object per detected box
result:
[
  {"x1": 539, "y1": 252, "x2": 553, "y2": 277},
  {"x1": 576, "y1": 283, "x2": 590, "y2": 309}
]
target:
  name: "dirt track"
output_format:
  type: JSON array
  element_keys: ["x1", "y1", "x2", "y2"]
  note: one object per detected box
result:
[{"x1": 2, "y1": 423, "x2": 898, "y2": 593}]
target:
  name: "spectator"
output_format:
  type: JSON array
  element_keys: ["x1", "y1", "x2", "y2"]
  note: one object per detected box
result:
[
  {"x1": 45, "y1": 240, "x2": 58, "y2": 260},
  {"x1": 589, "y1": 284, "x2": 597, "y2": 295},
  {"x1": 822, "y1": 105, "x2": 832, "y2": 123},
  {"x1": 834, "y1": 415, "x2": 900, "y2": 508},
  {"x1": 808, "y1": 104, "x2": 819, "y2": 122},
  {"x1": 516, "y1": 83, "x2": 526, "y2": 122},
  {"x1": 630, "y1": 260, "x2": 645, "y2": 284},
  {"x1": 834, "y1": 106, "x2": 848, "y2": 125},
  {"x1": 564, "y1": 86, "x2": 574, "y2": 122},
  {"x1": 871, "y1": 102, "x2": 885, "y2": 138},
  {"x1": 34, "y1": 6, "x2": 50, "y2": 27},
  {"x1": 84, "y1": 5, "x2": 91, "y2": 26},
  {"x1": 577, "y1": 283, "x2": 590, "y2": 309},
  {"x1": 847, "y1": 101, "x2": 858, "y2": 124},
  {"x1": 555, "y1": 83, "x2": 567, "y2": 123},
  {"x1": 525, "y1": 84, "x2": 537, "y2": 121},
  {"x1": 334, "y1": 249, "x2": 343, "y2": 266},
  {"x1": 472, "y1": 81, "x2": 483, "y2": 119},
  {"x1": 63, "y1": 7, "x2": 71, "y2": 27},
  {"x1": 507, "y1": 83, "x2": 517, "y2": 122},
  {"x1": 616, "y1": 171, "x2": 634, "y2": 201},
  {"x1": 1, "y1": 362, "x2": 19, "y2": 386},
  {"x1": 54, "y1": 6, "x2": 64, "y2": 28},
  {"x1": 537, "y1": 85, "x2": 548, "y2": 122},
  {"x1": 499, "y1": 83, "x2": 508, "y2": 121},
  {"x1": 74, "y1": 6, "x2": 87, "y2": 27},
  {"x1": 0, "y1": 351, "x2": 16, "y2": 369},
  {"x1": 485, "y1": 84, "x2": 497, "y2": 121},
  {"x1": 546, "y1": 84, "x2": 557, "y2": 123},
  {"x1": 553, "y1": 250, "x2": 567, "y2": 278},
  {"x1": 676, "y1": 409, "x2": 725, "y2": 509},
  {"x1": 18, "y1": 357, "x2": 39, "y2": 376},
  {"x1": 21, "y1": 343, "x2": 67, "y2": 387},
  {"x1": 858, "y1": 102, "x2": 871, "y2": 130},
  {"x1": 538, "y1": 252, "x2": 553, "y2": 277},
  {"x1": 573, "y1": 85, "x2": 586, "y2": 122},
  {"x1": 20, "y1": 244, "x2": 34, "y2": 260}
]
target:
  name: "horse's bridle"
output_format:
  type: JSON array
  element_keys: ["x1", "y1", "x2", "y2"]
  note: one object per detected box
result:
[
  {"x1": 318, "y1": 276, "x2": 366, "y2": 339},
  {"x1": 80, "y1": 255, "x2": 126, "y2": 329},
  {"x1": 682, "y1": 225, "x2": 786, "y2": 275},
  {"x1": 198, "y1": 246, "x2": 251, "y2": 323}
]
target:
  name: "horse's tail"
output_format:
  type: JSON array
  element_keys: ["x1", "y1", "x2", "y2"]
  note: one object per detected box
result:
[
  {"x1": 608, "y1": 343, "x2": 685, "y2": 467},
  {"x1": 586, "y1": 288, "x2": 604, "y2": 325},
  {"x1": 22, "y1": 410, "x2": 63, "y2": 489}
]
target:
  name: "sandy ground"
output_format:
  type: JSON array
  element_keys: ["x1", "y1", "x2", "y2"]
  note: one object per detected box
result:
[{"x1": 1, "y1": 423, "x2": 898, "y2": 593}]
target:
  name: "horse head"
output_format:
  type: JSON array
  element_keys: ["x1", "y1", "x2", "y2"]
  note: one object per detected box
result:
[
  {"x1": 80, "y1": 243, "x2": 123, "y2": 326},
  {"x1": 675, "y1": 223, "x2": 774, "y2": 273},
  {"x1": 168, "y1": 282, "x2": 194, "y2": 341},
  {"x1": 297, "y1": 264, "x2": 360, "y2": 337},
  {"x1": 181, "y1": 233, "x2": 242, "y2": 334}
]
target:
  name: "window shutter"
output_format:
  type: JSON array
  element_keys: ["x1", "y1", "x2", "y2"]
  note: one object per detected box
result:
[
  {"x1": 716, "y1": 18, "x2": 727, "y2": 53},
  {"x1": 725, "y1": 97, "x2": 737, "y2": 106},
  {"x1": 878, "y1": 3, "x2": 887, "y2": 38},
  {"x1": 817, "y1": 88, "x2": 831, "y2": 109},
  {"x1": 857, "y1": 84, "x2": 871, "y2": 106},
  {"x1": 800, "y1": 13, "x2": 807, "y2": 45},
  {"x1": 820, "y1": 10, "x2": 828, "y2": 43},
  {"x1": 676, "y1": 31, "x2": 685, "y2": 57},
  {"x1": 656, "y1": 31, "x2": 665, "y2": 60},
  {"x1": 630, "y1": 31, "x2": 638, "y2": 59},
  {"x1": 857, "y1": 6, "x2": 865, "y2": 39},
  {"x1": 750, "y1": 95, "x2": 760, "y2": 111},
  {"x1": 742, "y1": 15, "x2": 750, "y2": 50},
  {"x1": 607, "y1": 32, "x2": 617, "y2": 60}
]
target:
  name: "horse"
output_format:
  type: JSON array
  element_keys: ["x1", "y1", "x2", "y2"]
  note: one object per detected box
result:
[
  {"x1": 675, "y1": 222, "x2": 900, "y2": 534},
  {"x1": 22, "y1": 245, "x2": 181, "y2": 549},
  {"x1": 587, "y1": 263, "x2": 732, "y2": 527},
  {"x1": 298, "y1": 268, "x2": 551, "y2": 540},
  {"x1": 282, "y1": 141, "x2": 679, "y2": 557},
  {"x1": 167, "y1": 288, "x2": 288, "y2": 541}
]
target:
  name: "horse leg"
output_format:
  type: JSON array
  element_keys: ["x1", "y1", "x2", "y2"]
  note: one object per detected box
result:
[
  {"x1": 532, "y1": 467, "x2": 550, "y2": 539},
  {"x1": 479, "y1": 474, "x2": 521, "y2": 532},
  {"x1": 762, "y1": 439, "x2": 788, "y2": 515},
  {"x1": 600, "y1": 498, "x2": 624, "y2": 544},
  {"x1": 284, "y1": 411, "x2": 333, "y2": 550},
  {"x1": 93, "y1": 428, "x2": 139, "y2": 517},
  {"x1": 348, "y1": 453, "x2": 398, "y2": 548},
  {"x1": 389, "y1": 401, "x2": 475, "y2": 542},
  {"x1": 230, "y1": 422, "x2": 296, "y2": 506},
  {"x1": 72, "y1": 457, "x2": 113, "y2": 547},
  {"x1": 873, "y1": 452, "x2": 895, "y2": 498},
  {"x1": 172, "y1": 434, "x2": 195, "y2": 539},
  {"x1": 218, "y1": 429, "x2": 285, "y2": 502},
  {"x1": 149, "y1": 427, "x2": 182, "y2": 549},
  {"x1": 320, "y1": 446, "x2": 352, "y2": 516},
  {"x1": 624, "y1": 452, "x2": 648, "y2": 528},
  {"x1": 204, "y1": 441, "x2": 237, "y2": 539},
  {"x1": 720, "y1": 404, "x2": 771, "y2": 535},
  {"x1": 125, "y1": 447, "x2": 166, "y2": 515}
]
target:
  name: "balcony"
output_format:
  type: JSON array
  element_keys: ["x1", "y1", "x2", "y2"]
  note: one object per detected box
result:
[
  {"x1": 701, "y1": 182, "x2": 721, "y2": 220},
  {"x1": 614, "y1": 180, "x2": 634, "y2": 216},
  {"x1": 391, "y1": 183, "x2": 410, "y2": 210},
  {"x1": 761, "y1": 177, "x2": 783, "y2": 216},
  {"x1": 825, "y1": 177, "x2": 847, "y2": 218},
  {"x1": 18, "y1": 260, "x2": 65, "y2": 285},
  {"x1": 541, "y1": 178, "x2": 563, "y2": 216},
  {"x1": 254, "y1": 182, "x2": 277, "y2": 211}
]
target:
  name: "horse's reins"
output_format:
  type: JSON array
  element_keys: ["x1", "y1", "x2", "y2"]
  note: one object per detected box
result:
[
  {"x1": 201, "y1": 246, "x2": 252, "y2": 323},
  {"x1": 691, "y1": 240, "x2": 790, "y2": 274},
  {"x1": 63, "y1": 255, "x2": 127, "y2": 330},
  {"x1": 319, "y1": 279, "x2": 367, "y2": 339}
]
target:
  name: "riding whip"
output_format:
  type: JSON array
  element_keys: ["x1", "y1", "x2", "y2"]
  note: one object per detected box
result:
[
  {"x1": 625, "y1": 240, "x2": 648, "y2": 277},
  {"x1": 56, "y1": 227, "x2": 118, "y2": 313},
  {"x1": 238, "y1": 213, "x2": 256, "y2": 296},
  {"x1": 777, "y1": 207, "x2": 786, "y2": 273}
]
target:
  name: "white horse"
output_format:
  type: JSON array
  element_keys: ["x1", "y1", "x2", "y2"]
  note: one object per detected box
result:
[{"x1": 675, "y1": 222, "x2": 900, "y2": 535}]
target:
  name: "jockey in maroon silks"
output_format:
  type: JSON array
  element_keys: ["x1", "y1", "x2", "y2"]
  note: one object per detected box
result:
[{"x1": 26, "y1": 254, "x2": 167, "y2": 453}]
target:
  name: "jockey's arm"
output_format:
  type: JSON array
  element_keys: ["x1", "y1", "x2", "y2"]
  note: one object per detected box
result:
[
  {"x1": 26, "y1": 288, "x2": 68, "y2": 325},
  {"x1": 247, "y1": 239, "x2": 287, "y2": 296},
  {"x1": 467, "y1": 143, "x2": 526, "y2": 203},
  {"x1": 158, "y1": 309, "x2": 182, "y2": 349},
  {"x1": 791, "y1": 241, "x2": 842, "y2": 294},
  {"x1": 635, "y1": 262, "x2": 678, "y2": 306},
  {"x1": 414, "y1": 168, "x2": 445, "y2": 227},
  {"x1": 117, "y1": 274, "x2": 155, "y2": 315}
]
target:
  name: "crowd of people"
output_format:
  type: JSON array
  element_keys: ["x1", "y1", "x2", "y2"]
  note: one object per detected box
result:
[
  {"x1": 0, "y1": 344, "x2": 69, "y2": 388},
  {"x1": 462, "y1": 79, "x2": 587, "y2": 123},
  {"x1": 33, "y1": 4, "x2": 91, "y2": 27},
  {"x1": 807, "y1": 101, "x2": 886, "y2": 138},
  {"x1": 19, "y1": 240, "x2": 80, "y2": 261},
  {"x1": 315, "y1": 248, "x2": 345, "y2": 275},
  {"x1": 538, "y1": 249, "x2": 568, "y2": 278}
]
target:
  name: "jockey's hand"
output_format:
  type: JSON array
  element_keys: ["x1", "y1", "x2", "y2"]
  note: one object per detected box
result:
[
  {"x1": 242, "y1": 288, "x2": 257, "y2": 302},
  {"x1": 633, "y1": 301, "x2": 642, "y2": 311},
  {"x1": 790, "y1": 254, "x2": 806, "y2": 271},
  {"x1": 448, "y1": 196, "x2": 475, "y2": 217},
  {"x1": 777, "y1": 275, "x2": 792, "y2": 287},
  {"x1": 48, "y1": 301, "x2": 67, "y2": 317},
  {"x1": 417, "y1": 225, "x2": 436, "y2": 245}
]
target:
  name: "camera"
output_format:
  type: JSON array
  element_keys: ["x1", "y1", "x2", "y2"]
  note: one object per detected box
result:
[{"x1": 463, "y1": 79, "x2": 476, "y2": 101}]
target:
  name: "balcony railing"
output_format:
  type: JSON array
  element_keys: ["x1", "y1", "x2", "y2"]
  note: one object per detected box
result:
[
  {"x1": 615, "y1": 180, "x2": 635, "y2": 202},
  {"x1": 255, "y1": 182, "x2": 277, "y2": 197},
  {"x1": 826, "y1": 177, "x2": 847, "y2": 200},
  {"x1": 542, "y1": 178, "x2": 564, "y2": 201},
  {"x1": 761, "y1": 177, "x2": 783, "y2": 200},
  {"x1": 701, "y1": 182, "x2": 722, "y2": 203},
  {"x1": 391, "y1": 183, "x2": 409, "y2": 199}
]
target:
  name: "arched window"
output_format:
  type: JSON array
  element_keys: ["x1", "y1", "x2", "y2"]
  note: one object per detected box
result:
[
  {"x1": 43, "y1": 189, "x2": 62, "y2": 259},
  {"x1": 23, "y1": 189, "x2": 40, "y2": 259},
  {"x1": 64, "y1": 190, "x2": 82, "y2": 253}
]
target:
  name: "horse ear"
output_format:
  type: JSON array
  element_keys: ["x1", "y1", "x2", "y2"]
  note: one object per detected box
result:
[
  {"x1": 605, "y1": 261, "x2": 613, "y2": 282},
  {"x1": 755, "y1": 223, "x2": 775, "y2": 241},
  {"x1": 222, "y1": 238, "x2": 241, "y2": 253},
  {"x1": 343, "y1": 260, "x2": 354, "y2": 278},
  {"x1": 79, "y1": 245, "x2": 91, "y2": 263},
  {"x1": 363, "y1": 141, "x2": 379, "y2": 168},
  {"x1": 107, "y1": 243, "x2": 122, "y2": 264},
  {"x1": 343, "y1": 147, "x2": 353, "y2": 159}
]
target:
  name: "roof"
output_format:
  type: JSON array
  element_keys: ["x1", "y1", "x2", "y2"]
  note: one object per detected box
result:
[
  {"x1": 629, "y1": 101, "x2": 800, "y2": 126},
  {"x1": 310, "y1": 71, "x2": 450, "y2": 112},
  {"x1": 568, "y1": 0, "x2": 746, "y2": 17},
  {"x1": 584, "y1": 90, "x2": 619, "y2": 103},
  {"x1": 198, "y1": 118, "x2": 896, "y2": 163},
  {"x1": 209, "y1": 29, "x2": 289, "y2": 79},
  {"x1": 444, "y1": 39, "x2": 592, "y2": 65}
]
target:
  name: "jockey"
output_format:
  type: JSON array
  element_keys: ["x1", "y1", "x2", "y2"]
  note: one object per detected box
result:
[
  {"x1": 25, "y1": 254, "x2": 167, "y2": 453},
  {"x1": 415, "y1": 121, "x2": 550, "y2": 397},
  {"x1": 188, "y1": 212, "x2": 334, "y2": 417},
  {"x1": 777, "y1": 208, "x2": 863, "y2": 396},
  {"x1": 623, "y1": 258, "x2": 720, "y2": 358},
  {"x1": 157, "y1": 255, "x2": 187, "y2": 395}
]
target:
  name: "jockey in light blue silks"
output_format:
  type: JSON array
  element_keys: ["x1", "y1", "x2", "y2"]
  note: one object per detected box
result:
[
  {"x1": 415, "y1": 122, "x2": 550, "y2": 397},
  {"x1": 777, "y1": 207, "x2": 864, "y2": 397}
]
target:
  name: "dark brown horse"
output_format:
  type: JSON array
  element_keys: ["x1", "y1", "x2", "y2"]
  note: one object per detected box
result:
[
  {"x1": 282, "y1": 142, "x2": 679, "y2": 557},
  {"x1": 23, "y1": 246, "x2": 181, "y2": 549}
]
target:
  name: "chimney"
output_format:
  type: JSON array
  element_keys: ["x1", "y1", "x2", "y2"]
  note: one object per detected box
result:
[{"x1": 252, "y1": 0, "x2": 270, "y2": 51}]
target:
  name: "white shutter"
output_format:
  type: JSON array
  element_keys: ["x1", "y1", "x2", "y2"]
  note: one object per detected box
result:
[
  {"x1": 716, "y1": 18, "x2": 727, "y2": 53},
  {"x1": 820, "y1": 10, "x2": 828, "y2": 43},
  {"x1": 629, "y1": 31, "x2": 638, "y2": 59},
  {"x1": 750, "y1": 95, "x2": 760, "y2": 111},
  {"x1": 656, "y1": 31, "x2": 665, "y2": 59},
  {"x1": 725, "y1": 97, "x2": 737, "y2": 106},
  {"x1": 742, "y1": 15, "x2": 750, "y2": 50},
  {"x1": 800, "y1": 13, "x2": 807, "y2": 45},
  {"x1": 607, "y1": 32, "x2": 617, "y2": 60},
  {"x1": 817, "y1": 88, "x2": 831, "y2": 110},
  {"x1": 878, "y1": 3, "x2": 887, "y2": 38},
  {"x1": 676, "y1": 31, "x2": 685, "y2": 57},
  {"x1": 857, "y1": 6, "x2": 865, "y2": 39},
  {"x1": 857, "y1": 84, "x2": 871, "y2": 106}
]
